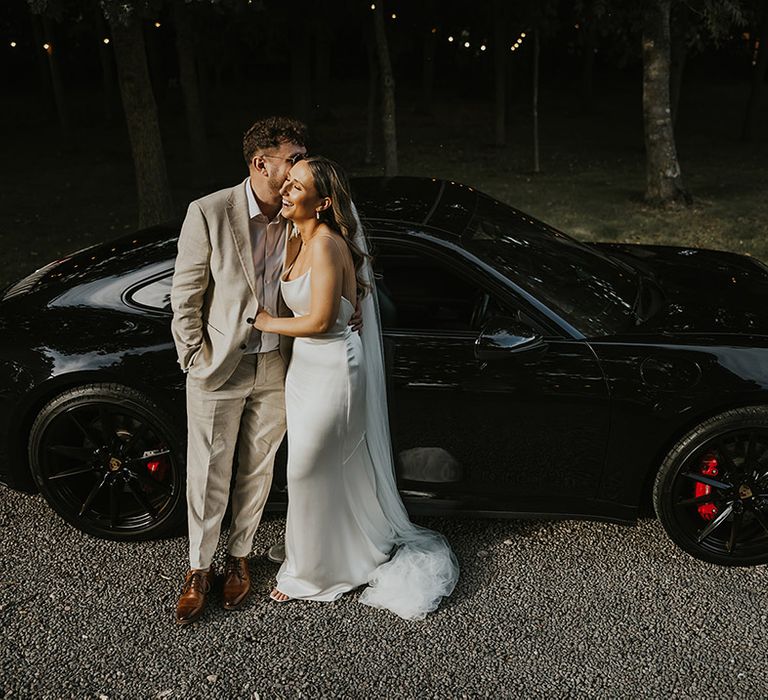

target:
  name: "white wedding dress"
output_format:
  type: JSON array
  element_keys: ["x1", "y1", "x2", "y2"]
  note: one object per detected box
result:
[{"x1": 275, "y1": 227, "x2": 459, "y2": 620}]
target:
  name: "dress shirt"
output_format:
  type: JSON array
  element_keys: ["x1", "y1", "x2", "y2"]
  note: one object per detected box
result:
[{"x1": 245, "y1": 181, "x2": 286, "y2": 354}]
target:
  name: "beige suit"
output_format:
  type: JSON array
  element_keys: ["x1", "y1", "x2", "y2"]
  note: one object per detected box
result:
[{"x1": 171, "y1": 179, "x2": 301, "y2": 569}]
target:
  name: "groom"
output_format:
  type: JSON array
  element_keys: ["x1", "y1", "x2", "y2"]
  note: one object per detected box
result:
[{"x1": 171, "y1": 116, "x2": 359, "y2": 625}]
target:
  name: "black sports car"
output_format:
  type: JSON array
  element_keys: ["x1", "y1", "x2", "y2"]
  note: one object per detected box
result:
[{"x1": 2, "y1": 177, "x2": 768, "y2": 567}]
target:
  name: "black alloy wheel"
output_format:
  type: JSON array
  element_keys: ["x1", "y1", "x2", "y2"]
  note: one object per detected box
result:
[
  {"x1": 654, "y1": 406, "x2": 768, "y2": 566},
  {"x1": 28, "y1": 383, "x2": 185, "y2": 540}
]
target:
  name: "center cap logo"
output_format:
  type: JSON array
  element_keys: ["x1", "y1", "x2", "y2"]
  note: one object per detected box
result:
[
  {"x1": 109, "y1": 457, "x2": 122, "y2": 472},
  {"x1": 738, "y1": 484, "x2": 753, "y2": 500}
]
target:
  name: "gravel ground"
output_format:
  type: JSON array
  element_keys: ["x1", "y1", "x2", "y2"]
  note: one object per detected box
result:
[{"x1": 0, "y1": 487, "x2": 765, "y2": 700}]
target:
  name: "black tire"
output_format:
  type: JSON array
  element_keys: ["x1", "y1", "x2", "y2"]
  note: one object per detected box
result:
[
  {"x1": 654, "y1": 406, "x2": 768, "y2": 566},
  {"x1": 28, "y1": 383, "x2": 186, "y2": 541}
]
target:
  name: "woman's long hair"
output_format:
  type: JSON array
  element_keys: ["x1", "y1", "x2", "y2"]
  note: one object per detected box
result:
[{"x1": 304, "y1": 156, "x2": 372, "y2": 297}]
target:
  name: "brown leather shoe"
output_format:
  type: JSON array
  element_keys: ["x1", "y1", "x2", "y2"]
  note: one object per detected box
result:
[
  {"x1": 222, "y1": 555, "x2": 251, "y2": 610},
  {"x1": 175, "y1": 567, "x2": 215, "y2": 626}
]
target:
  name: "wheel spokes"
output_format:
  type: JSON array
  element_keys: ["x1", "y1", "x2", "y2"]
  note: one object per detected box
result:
[
  {"x1": 697, "y1": 503, "x2": 734, "y2": 543},
  {"x1": 751, "y1": 508, "x2": 768, "y2": 537},
  {"x1": 126, "y1": 476, "x2": 158, "y2": 520},
  {"x1": 676, "y1": 492, "x2": 722, "y2": 507},
  {"x1": 122, "y1": 422, "x2": 150, "y2": 453},
  {"x1": 128, "y1": 468, "x2": 172, "y2": 496},
  {"x1": 109, "y1": 481, "x2": 120, "y2": 528},
  {"x1": 682, "y1": 472, "x2": 732, "y2": 491},
  {"x1": 98, "y1": 406, "x2": 116, "y2": 444},
  {"x1": 78, "y1": 473, "x2": 110, "y2": 516},
  {"x1": 47, "y1": 445, "x2": 93, "y2": 462},
  {"x1": 714, "y1": 442, "x2": 738, "y2": 472},
  {"x1": 66, "y1": 411, "x2": 102, "y2": 447},
  {"x1": 727, "y1": 510, "x2": 743, "y2": 553},
  {"x1": 124, "y1": 450, "x2": 171, "y2": 466},
  {"x1": 48, "y1": 465, "x2": 98, "y2": 481}
]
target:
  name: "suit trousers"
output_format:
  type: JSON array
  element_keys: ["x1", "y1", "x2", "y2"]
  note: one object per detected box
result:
[{"x1": 185, "y1": 350, "x2": 287, "y2": 570}]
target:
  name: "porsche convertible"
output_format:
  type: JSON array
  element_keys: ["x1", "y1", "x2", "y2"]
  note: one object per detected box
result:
[{"x1": 1, "y1": 176, "x2": 767, "y2": 567}]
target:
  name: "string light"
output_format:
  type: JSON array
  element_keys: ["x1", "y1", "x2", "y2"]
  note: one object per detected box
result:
[
  {"x1": 370, "y1": 3, "x2": 375, "y2": 9},
  {"x1": 154, "y1": 21, "x2": 161, "y2": 28},
  {"x1": 103, "y1": 38, "x2": 110, "y2": 44},
  {"x1": 431, "y1": 27, "x2": 437, "y2": 34},
  {"x1": 391, "y1": 12, "x2": 396, "y2": 19},
  {"x1": 510, "y1": 32, "x2": 527, "y2": 52},
  {"x1": 448, "y1": 36, "x2": 454, "y2": 42},
  {"x1": 480, "y1": 44, "x2": 486, "y2": 51},
  {"x1": 43, "y1": 43, "x2": 51, "y2": 51},
  {"x1": 10, "y1": 41, "x2": 16, "y2": 48},
  {"x1": 464, "y1": 41, "x2": 470, "y2": 48}
]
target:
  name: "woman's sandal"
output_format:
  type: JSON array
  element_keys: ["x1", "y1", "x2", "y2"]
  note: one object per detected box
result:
[{"x1": 269, "y1": 588, "x2": 293, "y2": 603}]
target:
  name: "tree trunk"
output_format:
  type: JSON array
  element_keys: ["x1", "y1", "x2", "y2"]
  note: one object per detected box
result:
[
  {"x1": 642, "y1": 0, "x2": 688, "y2": 205},
  {"x1": 670, "y1": 39, "x2": 687, "y2": 128},
  {"x1": 670, "y1": 4, "x2": 689, "y2": 129},
  {"x1": 108, "y1": 11, "x2": 174, "y2": 228},
  {"x1": 741, "y1": 2, "x2": 768, "y2": 141},
  {"x1": 42, "y1": 17, "x2": 72, "y2": 146},
  {"x1": 365, "y1": 39, "x2": 379, "y2": 165},
  {"x1": 93, "y1": 4, "x2": 116, "y2": 121},
  {"x1": 532, "y1": 27, "x2": 540, "y2": 173},
  {"x1": 143, "y1": 20, "x2": 166, "y2": 105},
  {"x1": 173, "y1": 0, "x2": 208, "y2": 166},
  {"x1": 493, "y1": 0, "x2": 507, "y2": 147},
  {"x1": 374, "y1": 2, "x2": 398, "y2": 176}
]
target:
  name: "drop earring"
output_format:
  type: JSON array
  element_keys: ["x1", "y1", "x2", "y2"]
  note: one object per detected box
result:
[{"x1": 316, "y1": 211, "x2": 320, "y2": 220}]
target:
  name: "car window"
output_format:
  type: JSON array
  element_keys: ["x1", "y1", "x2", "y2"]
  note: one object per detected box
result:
[
  {"x1": 464, "y1": 194, "x2": 638, "y2": 336},
  {"x1": 373, "y1": 243, "x2": 517, "y2": 333},
  {"x1": 126, "y1": 273, "x2": 172, "y2": 313}
]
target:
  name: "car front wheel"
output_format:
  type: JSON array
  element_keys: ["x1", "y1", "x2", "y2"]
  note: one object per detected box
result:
[
  {"x1": 28, "y1": 383, "x2": 185, "y2": 540},
  {"x1": 654, "y1": 406, "x2": 768, "y2": 566}
]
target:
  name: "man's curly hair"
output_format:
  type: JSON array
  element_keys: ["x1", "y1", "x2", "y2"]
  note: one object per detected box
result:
[{"x1": 242, "y1": 116, "x2": 309, "y2": 166}]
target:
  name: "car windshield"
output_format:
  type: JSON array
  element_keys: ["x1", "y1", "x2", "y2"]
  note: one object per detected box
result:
[{"x1": 463, "y1": 195, "x2": 638, "y2": 336}]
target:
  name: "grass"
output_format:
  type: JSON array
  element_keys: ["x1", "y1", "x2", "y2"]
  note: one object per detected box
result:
[{"x1": 1, "y1": 76, "x2": 766, "y2": 289}]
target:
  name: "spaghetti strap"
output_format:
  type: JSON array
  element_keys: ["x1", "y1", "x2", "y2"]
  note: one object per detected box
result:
[
  {"x1": 316, "y1": 232, "x2": 347, "y2": 261},
  {"x1": 317, "y1": 233, "x2": 355, "y2": 305}
]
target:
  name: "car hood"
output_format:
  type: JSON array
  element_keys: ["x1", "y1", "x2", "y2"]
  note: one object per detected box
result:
[{"x1": 595, "y1": 243, "x2": 768, "y2": 339}]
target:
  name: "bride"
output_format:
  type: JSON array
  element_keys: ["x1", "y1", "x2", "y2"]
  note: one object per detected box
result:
[{"x1": 252, "y1": 156, "x2": 459, "y2": 620}]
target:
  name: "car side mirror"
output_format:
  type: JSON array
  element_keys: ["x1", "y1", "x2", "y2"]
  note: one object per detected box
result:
[{"x1": 475, "y1": 316, "x2": 546, "y2": 360}]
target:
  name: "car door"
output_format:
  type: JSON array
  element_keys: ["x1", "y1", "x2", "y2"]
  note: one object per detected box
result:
[{"x1": 374, "y1": 237, "x2": 613, "y2": 518}]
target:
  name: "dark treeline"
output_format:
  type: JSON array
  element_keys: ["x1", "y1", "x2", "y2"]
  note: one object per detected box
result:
[{"x1": 4, "y1": 0, "x2": 767, "y2": 226}]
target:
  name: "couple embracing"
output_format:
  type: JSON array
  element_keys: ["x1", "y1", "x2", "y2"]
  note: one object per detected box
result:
[{"x1": 170, "y1": 116, "x2": 459, "y2": 623}]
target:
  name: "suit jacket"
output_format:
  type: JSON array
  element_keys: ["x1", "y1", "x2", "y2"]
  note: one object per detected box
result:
[{"x1": 171, "y1": 178, "x2": 300, "y2": 391}]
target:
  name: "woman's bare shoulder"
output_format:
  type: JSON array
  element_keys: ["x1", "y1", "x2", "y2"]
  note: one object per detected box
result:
[{"x1": 312, "y1": 227, "x2": 348, "y2": 256}]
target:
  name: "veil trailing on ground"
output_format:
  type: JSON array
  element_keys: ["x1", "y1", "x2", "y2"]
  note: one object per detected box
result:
[{"x1": 351, "y1": 206, "x2": 460, "y2": 620}]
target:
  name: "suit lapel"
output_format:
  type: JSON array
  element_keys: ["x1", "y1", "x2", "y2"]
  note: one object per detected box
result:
[
  {"x1": 226, "y1": 180, "x2": 258, "y2": 298},
  {"x1": 277, "y1": 222, "x2": 299, "y2": 317}
]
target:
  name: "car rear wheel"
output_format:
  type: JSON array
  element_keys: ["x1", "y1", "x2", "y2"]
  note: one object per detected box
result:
[
  {"x1": 654, "y1": 406, "x2": 768, "y2": 566},
  {"x1": 28, "y1": 383, "x2": 185, "y2": 540}
]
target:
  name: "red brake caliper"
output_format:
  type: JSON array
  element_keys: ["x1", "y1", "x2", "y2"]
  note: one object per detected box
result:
[
  {"x1": 696, "y1": 453, "x2": 720, "y2": 521},
  {"x1": 144, "y1": 449, "x2": 169, "y2": 482}
]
